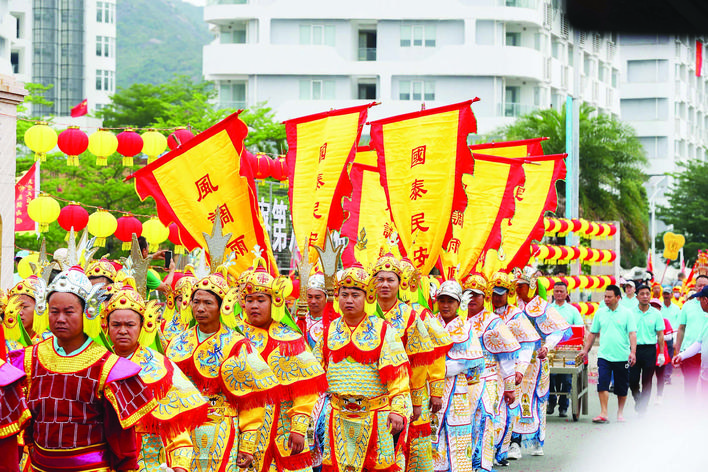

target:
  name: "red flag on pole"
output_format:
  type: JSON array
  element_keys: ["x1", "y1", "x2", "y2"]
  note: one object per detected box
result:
[
  {"x1": 15, "y1": 162, "x2": 38, "y2": 233},
  {"x1": 71, "y1": 99, "x2": 88, "y2": 117},
  {"x1": 696, "y1": 40, "x2": 703, "y2": 77}
]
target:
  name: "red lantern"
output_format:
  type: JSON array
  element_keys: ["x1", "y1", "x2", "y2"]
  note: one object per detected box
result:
[
  {"x1": 57, "y1": 126, "x2": 88, "y2": 167},
  {"x1": 115, "y1": 216, "x2": 143, "y2": 250},
  {"x1": 271, "y1": 156, "x2": 288, "y2": 181},
  {"x1": 116, "y1": 129, "x2": 144, "y2": 167},
  {"x1": 57, "y1": 204, "x2": 89, "y2": 233},
  {"x1": 167, "y1": 127, "x2": 195, "y2": 150},
  {"x1": 168, "y1": 223, "x2": 185, "y2": 255}
]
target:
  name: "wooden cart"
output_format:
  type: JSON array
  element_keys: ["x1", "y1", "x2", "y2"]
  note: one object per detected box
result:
[{"x1": 548, "y1": 348, "x2": 589, "y2": 421}]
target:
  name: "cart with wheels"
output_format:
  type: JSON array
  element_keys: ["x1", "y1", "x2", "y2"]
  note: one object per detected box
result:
[{"x1": 548, "y1": 326, "x2": 589, "y2": 421}]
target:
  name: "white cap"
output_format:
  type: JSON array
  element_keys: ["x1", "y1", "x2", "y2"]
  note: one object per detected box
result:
[{"x1": 437, "y1": 280, "x2": 463, "y2": 302}]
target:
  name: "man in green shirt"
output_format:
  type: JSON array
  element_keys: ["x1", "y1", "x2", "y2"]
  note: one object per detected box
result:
[
  {"x1": 547, "y1": 281, "x2": 583, "y2": 417},
  {"x1": 675, "y1": 274, "x2": 708, "y2": 398},
  {"x1": 629, "y1": 285, "x2": 665, "y2": 413},
  {"x1": 581, "y1": 285, "x2": 637, "y2": 423},
  {"x1": 619, "y1": 280, "x2": 638, "y2": 311}
]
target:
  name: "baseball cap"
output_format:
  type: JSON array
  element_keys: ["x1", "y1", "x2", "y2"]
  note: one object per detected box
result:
[
  {"x1": 437, "y1": 280, "x2": 463, "y2": 301},
  {"x1": 623, "y1": 280, "x2": 635, "y2": 288},
  {"x1": 492, "y1": 286, "x2": 508, "y2": 295},
  {"x1": 690, "y1": 286, "x2": 708, "y2": 299}
]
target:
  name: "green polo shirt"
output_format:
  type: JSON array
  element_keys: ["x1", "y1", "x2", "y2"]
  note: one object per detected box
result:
[
  {"x1": 550, "y1": 301, "x2": 583, "y2": 325},
  {"x1": 631, "y1": 305, "x2": 664, "y2": 345},
  {"x1": 678, "y1": 298, "x2": 708, "y2": 351},
  {"x1": 590, "y1": 304, "x2": 637, "y2": 362},
  {"x1": 660, "y1": 302, "x2": 680, "y2": 331}
]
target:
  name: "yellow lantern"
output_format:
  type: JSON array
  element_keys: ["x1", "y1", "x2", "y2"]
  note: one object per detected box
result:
[
  {"x1": 24, "y1": 122, "x2": 58, "y2": 162},
  {"x1": 88, "y1": 129, "x2": 118, "y2": 166},
  {"x1": 141, "y1": 129, "x2": 167, "y2": 164},
  {"x1": 87, "y1": 210, "x2": 118, "y2": 247},
  {"x1": 142, "y1": 217, "x2": 169, "y2": 252},
  {"x1": 27, "y1": 193, "x2": 60, "y2": 232}
]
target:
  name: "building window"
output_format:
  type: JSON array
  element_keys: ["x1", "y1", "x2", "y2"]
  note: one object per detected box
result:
[
  {"x1": 505, "y1": 32, "x2": 521, "y2": 47},
  {"x1": 620, "y1": 98, "x2": 668, "y2": 121},
  {"x1": 299, "y1": 24, "x2": 336, "y2": 46},
  {"x1": 221, "y1": 22, "x2": 247, "y2": 44},
  {"x1": 399, "y1": 80, "x2": 435, "y2": 101},
  {"x1": 96, "y1": 70, "x2": 114, "y2": 92},
  {"x1": 638, "y1": 136, "x2": 668, "y2": 159},
  {"x1": 299, "y1": 79, "x2": 336, "y2": 100},
  {"x1": 220, "y1": 82, "x2": 247, "y2": 108},
  {"x1": 551, "y1": 38, "x2": 561, "y2": 59},
  {"x1": 96, "y1": 2, "x2": 115, "y2": 24},
  {"x1": 400, "y1": 24, "x2": 436, "y2": 48},
  {"x1": 627, "y1": 59, "x2": 669, "y2": 83},
  {"x1": 96, "y1": 36, "x2": 114, "y2": 57}
]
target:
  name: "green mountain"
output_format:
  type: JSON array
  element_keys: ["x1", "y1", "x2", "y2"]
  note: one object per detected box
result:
[{"x1": 116, "y1": 0, "x2": 211, "y2": 88}]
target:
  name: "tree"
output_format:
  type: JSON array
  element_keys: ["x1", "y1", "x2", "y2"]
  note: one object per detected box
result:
[
  {"x1": 658, "y1": 159, "x2": 708, "y2": 262},
  {"x1": 495, "y1": 104, "x2": 649, "y2": 267}
]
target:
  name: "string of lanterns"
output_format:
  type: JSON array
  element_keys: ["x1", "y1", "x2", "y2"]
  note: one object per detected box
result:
[
  {"x1": 25, "y1": 193, "x2": 181, "y2": 251},
  {"x1": 543, "y1": 217, "x2": 617, "y2": 239},
  {"x1": 23, "y1": 122, "x2": 195, "y2": 167},
  {"x1": 530, "y1": 243, "x2": 617, "y2": 265},
  {"x1": 538, "y1": 275, "x2": 617, "y2": 292},
  {"x1": 570, "y1": 301, "x2": 600, "y2": 318}
]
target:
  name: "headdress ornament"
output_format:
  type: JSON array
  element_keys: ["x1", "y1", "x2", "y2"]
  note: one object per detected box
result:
[
  {"x1": 512, "y1": 266, "x2": 538, "y2": 290},
  {"x1": 399, "y1": 257, "x2": 420, "y2": 292},
  {"x1": 87, "y1": 258, "x2": 117, "y2": 282},
  {"x1": 307, "y1": 272, "x2": 326, "y2": 294},
  {"x1": 336, "y1": 262, "x2": 377, "y2": 304},
  {"x1": 461, "y1": 272, "x2": 489, "y2": 296},
  {"x1": 372, "y1": 252, "x2": 403, "y2": 279},
  {"x1": 241, "y1": 258, "x2": 290, "y2": 308},
  {"x1": 47, "y1": 265, "x2": 106, "y2": 340}
]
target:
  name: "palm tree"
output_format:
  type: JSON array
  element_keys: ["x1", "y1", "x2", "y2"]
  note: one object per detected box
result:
[{"x1": 495, "y1": 103, "x2": 649, "y2": 267}]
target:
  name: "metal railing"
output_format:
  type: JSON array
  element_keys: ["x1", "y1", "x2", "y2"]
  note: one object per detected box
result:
[
  {"x1": 358, "y1": 47, "x2": 377, "y2": 61},
  {"x1": 501, "y1": 102, "x2": 533, "y2": 117}
]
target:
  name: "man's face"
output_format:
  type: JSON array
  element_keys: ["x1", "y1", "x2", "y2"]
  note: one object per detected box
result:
[
  {"x1": 244, "y1": 293, "x2": 273, "y2": 328},
  {"x1": 338, "y1": 287, "x2": 365, "y2": 317},
  {"x1": 696, "y1": 277, "x2": 708, "y2": 291},
  {"x1": 652, "y1": 285, "x2": 661, "y2": 298},
  {"x1": 107, "y1": 309, "x2": 142, "y2": 354},
  {"x1": 604, "y1": 289, "x2": 619, "y2": 309},
  {"x1": 515, "y1": 283, "x2": 530, "y2": 301},
  {"x1": 491, "y1": 291, "x2": 508, "y2": 309},
  {"x1": 662, "y1": 292, "x2": 672, "y2": 305},
  {"x1": 16, "y1": 294, "x2": 35, "y2": 332},
  {"x1": 89, "y1": 276, "x2": 112, "y2": 286},
  {"x1": 375, "y1": 271, "x2": 399, "y2": 300},
  {"x1": 637, "y1": 288, "x2": 651, "y2": 306},
  {"x1": 467, "y1": 292, "x2": 485, "y2": 316},
  {"x1": 437, "y1": 295, "x2": 460, "y2": 319},
  {"x1": 48, "y1": 292, "x2": 84, "y2": 343},
  {"x1": 624, "y1": 284, "x2": 635, "y2": 296},
  {"x1": 191, "y1": 290, "x2": 220, "y2": 328},
  {"x1": 307, "y1": 289, "x2": 327, "y2": 316},
  {"x1": 553, "y1": 285, "x2": 568, "y2": 304}
]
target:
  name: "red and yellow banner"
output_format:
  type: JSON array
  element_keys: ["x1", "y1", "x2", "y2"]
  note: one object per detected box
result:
[
  {"x1": 370, "y1": 101, "x2": 478, "y2": 275},
  {"x1": 128, "y1": 112, "x2": 277, "y2": 274},
  {"x1": 438, "y1": 154, "x2": 525, "y2": 280},
  {"x1": 341, "y1": 147, "x2": 399, "y2": 270},
  {"x1": 15, "y1": 162, "x2": 38, "y2": 233},
  {"x1": 284, "y1": 104, "x2": 371, "y2": 261},
  {"x1": 476, "y1": 154, "x2": 566, "y2": 277},
  {"x1": 468, "y1": 137, "x2": 546, "y2": 159}
]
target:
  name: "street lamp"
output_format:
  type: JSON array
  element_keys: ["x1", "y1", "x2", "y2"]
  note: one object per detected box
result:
[{"x1": 649, "y1": 175, "x2": 668, "y2": 266}]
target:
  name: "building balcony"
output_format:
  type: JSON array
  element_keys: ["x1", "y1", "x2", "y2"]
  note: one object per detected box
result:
[
  {"x1": 358, "y1": 47, "x2": 376, "y2": 61},
  {"x1": 204, "y1": 42, "x2": 545, "y2": 81}
]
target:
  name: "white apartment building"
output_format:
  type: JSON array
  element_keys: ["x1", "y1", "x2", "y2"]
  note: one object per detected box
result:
[
  {"x1": 9, "y1": 0, "x2": 116, "y2": 116},
  {"x1": 0, "y1": 0, "x2": 14, "y2": 75},
  {"x1": 202, "y1": 0, "x2": 621, "y2": 135},
  {"x1": 619, "y1": 34, "x2": 708, "y2": 209}
]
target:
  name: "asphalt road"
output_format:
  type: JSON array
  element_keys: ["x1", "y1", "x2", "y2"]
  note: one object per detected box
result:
[{"x1": 499, "y1": 364, "x2": 708, "y2": 472}]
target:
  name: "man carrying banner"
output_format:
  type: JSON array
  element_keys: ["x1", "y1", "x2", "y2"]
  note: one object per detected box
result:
[
  {"x1": 314, "y1": 263, "x2": 412, "y2": 472},
  {"x1": 510, "y1": 267, "x2": 571, "y2": 458},
  {"x1": 374, "y1": 254, "x2": 436, "y2": 472},
  {"x1": 463, "y1": 273, "x2": 520, "y2": 472},
  {"x1": 430, "y1": 280, "x2": 484, "y2": 472},
  {"x1": 239, "y1": 262, "x2": 327, "y2": 472},
  {"x1": 488, "y1": 271, "x2": 539, "y2": 465}
]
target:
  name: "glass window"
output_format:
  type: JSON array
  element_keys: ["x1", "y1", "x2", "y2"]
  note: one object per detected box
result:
[
  {"x1": 413, "y1": 26, "x2": 423, "y2": 47},
  {"x1": 324, "y1": 25, "x2": 336, "y2": 46},
  {"x1": 412, "y1": 81, "x2": 422, "y2": 100},
  {"x1": 299, "y1": 25, "x2": 310, "y2": 44},
  {"x1": 312, "y1": 25, "x2": 323, "y2": 45},
  {"x1": 506, "y1": 32, "x2": 520, "y2": 46},
  {"x1": 299, "y1": 80, "x2": 310, "y2": 99},
  {"x1": 620, "y1": 98, "x2": 669, "y2": 120},
  {"x1": 400, "y1": 25, "x2": 411, "y2": 47},
  {"x1": 312, "y1": 80, "x2": 322, "y2": 99},
  {"x1": 627, "y1": 59, "x2": 669, "y2": 83},
  {"x1": 568, "y1": 45, "x2": 574, "y2": 66},
  {"x1": 424, "y1": 25, "x2": 436, "y2": 47},
  {"x1": 96, "y1": 1, "x2": 103, "y2": 22},
  {"x1": 424, "y1": 81, "x2": 435, "y2": 100},
  {"x1": 400, "y1": 80, "x2": 411, "y2": 100},
  {"x1": 96, "y1": 69, "x2": 103, "y2": 90},
  {"x1": 323, "y1": 80, "x2": 336, "y2": 99}
]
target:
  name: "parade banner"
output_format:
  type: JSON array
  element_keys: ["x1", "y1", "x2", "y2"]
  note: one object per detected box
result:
[
  {"x1": 468, "y1": 137, "x2": 546, "y2": 159},
  {"x1": 15, "y1": 162, "x2": 38, "y2": 233},
  {"x1": 476, "y1": 154, "x2": 566, "y2": 277},
  {"x1": 341, "y1": 147, "x2": 399, "y2": 270},
  {"x1": 128, "y1": 112, "x2": 278, "y2": 274},
  {"x1": 284, "y1": 103, "x2": 371, "y2": 262},
  {"x1": 438, "y1": 154, "x2": 525, "y2": 280},
  {"x1": 370, "y1": 100, "x2": 478, "y2": 275}
]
